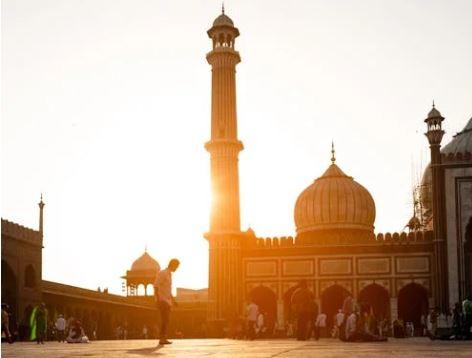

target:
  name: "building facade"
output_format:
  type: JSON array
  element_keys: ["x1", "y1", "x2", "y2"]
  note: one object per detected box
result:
[{"x1": 204, "y1": 10, "x2": 472, "y2": 333}]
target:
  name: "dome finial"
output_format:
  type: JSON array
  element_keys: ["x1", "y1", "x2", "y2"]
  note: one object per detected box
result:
[
  {"x1": 144, "y1": 243, "x2": 148, "y2": 253},
  {"x1": 222, "y1": 2, "x2": 225, "y2": 14},
  {"x1": 331, "y1": 141, "x2": 336, "y2": 164},
  {"x1": 432, "y1": 99, "x2": 435, "y2": 108}
]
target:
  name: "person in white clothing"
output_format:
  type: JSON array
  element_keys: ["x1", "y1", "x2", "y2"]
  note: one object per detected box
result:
[
  {"x1": 246, "y1": 299, "x2": 259, "y2": 340},
  {"x1": 345, "y1": 313, "x2": 357, "y2": 341},
  {"x1": 154, "y1": 258, "x2": 180, "y2": 345},
  {"x1": 55, "y1": 314, "x2": 66, "y2": 342},
  {"x1": 314, "y1": 312, "x2": 327, "y2": 340},
  {"x1": 332, "y1": 309, "x2": 345, "y2": 338}
]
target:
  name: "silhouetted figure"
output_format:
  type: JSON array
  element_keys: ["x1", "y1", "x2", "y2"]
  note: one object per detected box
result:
[
  {"x1": 30, "y1": 303, "x2": 48, "y2": 344},
  {"x1": 463, "y1": 296, "x2": 472, "y2": 339},
  {"x1": 1, "y1": 304, "x2": 13, "y2": 344},
  {"x1": 245, "y1": 298, "x2": 259, "y2": 340},
  {"x1": 314, "y1": 312, "x2": 327, "y2": 340},
  {"x1": 291, "y1": 280, "x2": 314, "y2": 341},
  {"x1": 452, "y1": 302, "x2": 463, "y2": 339},
  {"x1": 154, "y1": 258, "x2": 180, "y2": 345}
]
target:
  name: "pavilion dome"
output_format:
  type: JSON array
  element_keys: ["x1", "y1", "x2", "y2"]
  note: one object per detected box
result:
[
  {"x1": 213, "y1": 13, "x2": 234, "y2": 27},
  {"x1": 130, "y1": 252, "x2": 160, "y2": 272},
  {"x1": 294, "y1": 158, "x2": 376, "y2": 236}
]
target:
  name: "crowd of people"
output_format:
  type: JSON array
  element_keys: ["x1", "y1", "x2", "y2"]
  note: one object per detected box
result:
[{"x1": 238, "y1": 281, "x2": 472, "y2": 342}]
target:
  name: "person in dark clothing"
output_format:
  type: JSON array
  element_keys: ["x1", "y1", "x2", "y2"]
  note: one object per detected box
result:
[
  {"x1": 290, "y1": 280, "x2": 315, "y2": 341},
  {"x1": 452, "y1": 302, "x2": 463, "y2": 339}
]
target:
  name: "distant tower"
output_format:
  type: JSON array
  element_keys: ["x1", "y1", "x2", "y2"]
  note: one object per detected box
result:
[
  {"x1": 424, "y1": 103, "x2": 449, "y2": 312},
  {"x1": 204, "y1": 8, "x2": 244, "y2": 328},
  {"x1": 38, "y1": 194, "x2": 45, "y2": 238}
]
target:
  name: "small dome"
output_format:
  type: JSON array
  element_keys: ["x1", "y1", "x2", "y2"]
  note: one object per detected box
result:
[
  {"x1": 427, "y1": 106, "x2": 443, "y2": 119},
  {"x1": 213, "y1": 13, "x2": 234, "y2": 27},
  {"x1": 294, "y1": 162, "x2": 376, "y2": 236},
  {"x1": 130, "y1": 252, "x2": 160, "y2": 272},
  {"x1": 441, "y1": 117, "x2": 472, "y2": 157}
]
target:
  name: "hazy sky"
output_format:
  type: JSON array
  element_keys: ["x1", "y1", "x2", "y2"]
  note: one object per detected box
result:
[{"x1": 2, "y1": 0, "x2": 472, "y2": 294}]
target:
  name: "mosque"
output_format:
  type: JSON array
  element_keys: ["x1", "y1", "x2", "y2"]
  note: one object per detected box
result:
[
  {"x1": 203, "y1": 9, "x2": 472, "y2": 334},
  {"x1": 2, "y1": 9, "x2": 471, "y2": 340}
]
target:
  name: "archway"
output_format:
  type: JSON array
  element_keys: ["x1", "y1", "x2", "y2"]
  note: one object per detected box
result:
[
  {"x1": 146, "y1": 284, "x2": 154, "y2": 296},
  {"x1": 249, "y1": 286, "x2": 277, "y2": 334},
  {"x1": 398, "y1": 283, "x2": 428, "y2": 331},
  {"x1": 24, "y1": 264, "x2": 36, "y2": 288},
  {"x1": 137, "y1": 284, "x2": 145, "y2": 296},
  {"x1": 358, "y1": 283, "x2": 390, "y2": 319},
  {"x1": 1, "y1": 260, "x2": 18, "y2": 334},
  {"x1": 464, "y1": 217, "x2": 472, "y2": 297},
  {"x1": 321, "y1": 285, "x2": 350, "y2": 329}
]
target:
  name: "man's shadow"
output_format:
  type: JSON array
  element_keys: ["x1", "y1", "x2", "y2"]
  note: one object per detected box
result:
[{"x1": 126, "y1": 344, "x2": 165, "y2": 356}]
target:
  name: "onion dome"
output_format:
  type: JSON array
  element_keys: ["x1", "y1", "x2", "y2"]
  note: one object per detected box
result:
[
  {"x1": 294, "y1": 145, "x2": 376, "y2": 243},
  {"x1": 212, "y1": 4, "x2": 234, "y2": 27},
  {"x1": 130, "y1": 251, "x2": 160, "y2": 272},
  {"x1": 213, "y1": 14, "x2": 234, "y2": 27}
]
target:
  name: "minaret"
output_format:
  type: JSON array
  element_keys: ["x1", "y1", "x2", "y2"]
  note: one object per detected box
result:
[
  {"x1": 424, "y1": 103, "x2": 449, "y2": 312},
  {"x1": 38, "y1": 194, "x2": 45, "y2": 238},
  {"x1": 204, "y1": 8, "x2": 244, "y2": 328}
]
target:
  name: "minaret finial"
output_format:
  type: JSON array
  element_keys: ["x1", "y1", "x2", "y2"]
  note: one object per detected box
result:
[
  {"x1": 222, "y1": 2, "x2": 225, "y2": 14},
  {"x1": 331, "y1": 141, "x2": 336, "y2": 164}
]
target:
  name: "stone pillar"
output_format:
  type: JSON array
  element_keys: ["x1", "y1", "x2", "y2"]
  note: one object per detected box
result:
[
  {"x1": 390, "y1": 297, "x2": 398, "y2": 321},
  {"x1": 277, "y1": 299, "x2": 284, "y2": 328}
]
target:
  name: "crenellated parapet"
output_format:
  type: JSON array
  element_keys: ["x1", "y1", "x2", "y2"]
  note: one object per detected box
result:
[
  {"x1": 1, "y1": 218, "x2": 42, "y2": 244},
  {"x1": 253, "y1": 236, "x2": 296, "y2": 248},
  {"x1": 243, "y1": 230, "x2": 433, "y2": 250},
  {"x1": 374, "y1": 230, "x2": 433, "y2": 243}
]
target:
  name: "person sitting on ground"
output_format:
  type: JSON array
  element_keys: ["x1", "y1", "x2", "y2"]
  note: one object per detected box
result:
[{"x1": 66, "y1": 319, "x2": 89, "y2": 343}]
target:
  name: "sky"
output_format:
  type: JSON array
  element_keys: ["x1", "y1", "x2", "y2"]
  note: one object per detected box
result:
[{"x1": 2, "y1": 0, "x2": 472, "y2": 295}]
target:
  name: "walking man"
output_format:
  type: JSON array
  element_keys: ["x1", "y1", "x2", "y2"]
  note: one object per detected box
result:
[{"x1": 154, "y1": 258, "x2": 180, "y2": 346}]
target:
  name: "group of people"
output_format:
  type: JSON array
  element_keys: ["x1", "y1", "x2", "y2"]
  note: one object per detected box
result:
[
  {"x1": 30, "y1": 303, "x2": 89, "y2": 344},
  {"x1": 289, "y1": 280, "x2": 388, "y2": 342}
]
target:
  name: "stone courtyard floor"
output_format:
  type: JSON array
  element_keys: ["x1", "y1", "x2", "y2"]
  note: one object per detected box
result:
[{"x1": 2, "y1": 338, "x2": 472, "y2": 357}]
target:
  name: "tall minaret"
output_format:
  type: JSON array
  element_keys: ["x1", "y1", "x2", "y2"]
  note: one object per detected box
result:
[
  {"x1": 38, "y1": 194, "x2": 45, "y2": 238},
  {"x1": 424, "y1": 103, "x2": 449, "y2": 312},
  {"x1": 204, "y1": 7, "x2": 244, "y2": 328}
]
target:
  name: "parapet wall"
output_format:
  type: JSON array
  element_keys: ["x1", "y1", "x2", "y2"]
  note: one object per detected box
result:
[
  {"x1": 1, "y1": 218, "x2": 42, "y2": 243},
  {"x1": 244, "y1": 230, "x2": 433, "y2": 249}
]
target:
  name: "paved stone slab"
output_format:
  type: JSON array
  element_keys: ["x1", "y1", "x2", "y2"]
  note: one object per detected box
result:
[{"x1": 2, "y1": 338, "x2": 472, "y2": 357}]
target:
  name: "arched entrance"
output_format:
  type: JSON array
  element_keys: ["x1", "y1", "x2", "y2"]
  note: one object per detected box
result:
[
  {"x1": 398, "y1": 283, "x2": 428, "y2": 330},
  {"x1": 249, "y1": 286, "x2": 277, "y2": 334},
  {"x1": 464, "y1": 217, "x2": 472, "y2": 298},
  {"x1": 321, "y1": 285, "x2": 350, "y2": 328},
  {"x1": 1, "y1": 260, "x2": 18, "y2": 333},
  {"x1": 358, "y1": 284, "x2": 390, "y2": 319}
]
